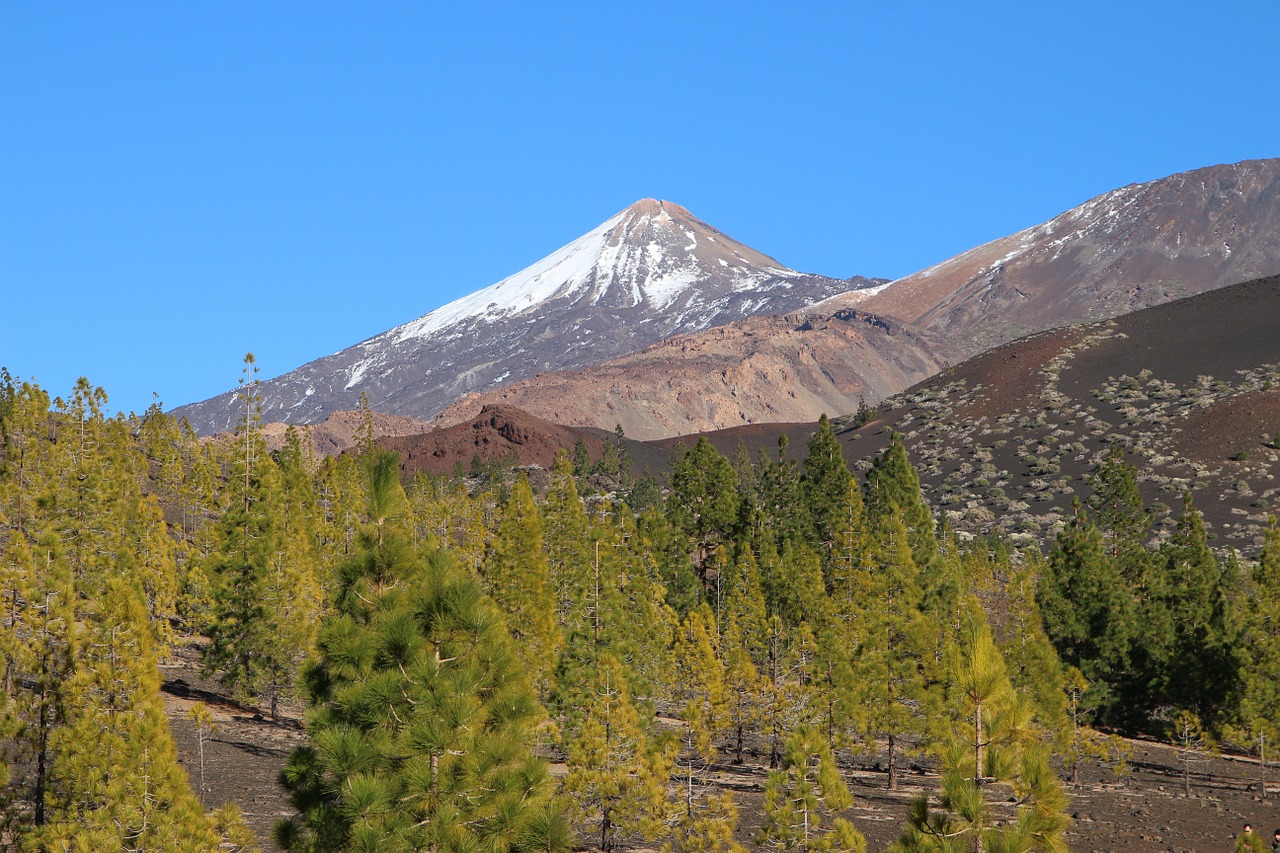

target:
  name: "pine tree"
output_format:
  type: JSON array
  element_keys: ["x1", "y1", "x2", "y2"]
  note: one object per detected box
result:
[
  {"x1": 759, "y1": 614, "x2": 817, "y2": 769},
  {"x1": 720, "y1": 612, "x2": 766, "y2": 766},
  {"x1": 43, "y1": 378, "x2": 181, "y2": 646},
  {"x1": 890, "y1": 617, "x2": 1068, "y2": 853},
  {"x1": 32, "y1": 579, "x2": 245, "y2": 852},
  {"x1": 723, "y1": 547, "x2": 770, "y2": 667},
  {"x1": 865, "y1": 433, "x2": 937, "y2": 570},
  {"x1": 573, "y1": 437, "x2": 592, "y2": 480},
  {"x1": 3, "y1": 532, "x2": 76, "y2": 836},
  {"x1": 277, "y1": 452, "x2": 562, "y2": 853},
  {"x1": 666, "y1": 437, "x2": 740, "y2": 586},
  {"x1": 801, "y1": 414, "x2": 852, "y2": 571},
  {"x1": 487, "y1": 472, "x2": 561, "y2": 700},
  {"x1": 1060, "y1": 667, "x2": 1127, "y2": 787},
  {"x1": 848, "y1": 509, "x2": 935, "y2": 790},
  {"x1": 1153, "y1": 492, "x2": 1240, "y2": 722},
  {"x1": 669, "y1": 607, "x2": 743, "y2": 853},
  {"x1": 404, "y1": 467, "x2": 486, "y2": 572},
  {"x1": 752, "y1": 436, "x2": 805, "y2": 550},
  {"x1": 719, "y1": 544, "x2": 771, "y2": 764},
  {"x1": 672, "y1": 605, "x2": 729, "y2": 746},
  {"x1": 995, "y1": 560, "x2": 1069, "y2": 740},
  {"x1": 1038, "y1": 505, "x2": 1136, "y2": 725},
  {"x1": 602, "y1": 507, "x2": 677, "y2": 699},
  {"x1": 639, "y1": 505, "x2": 703, "y2": 615},
  {"x1": 827, "y1": 478, "x2": 871, "y2": 621},
  {"x1": 665, "y1": 788, "x2": 746, "y2": 853},
  {"x1": 1237, "y1": 519, "x2": 1280, "y2": 786},
  {"x1": 757, "y1": 724, "x2": 865, "y2": 853},
  {"x1": 203, "y1": 445, "x2": 315, "y2": 719},
  {"x1": 562, "y1": 653, "x2": 677, "y2": 852},
  {"x1": 1086, "y1": 447, "x2": 1151, "y2": 581},
  {"x1": 766, "y1": 539, "x2": 831, "y2": 634},
  {"x1": 544, "y1": 452, "x2": 594, "y2": 635}
]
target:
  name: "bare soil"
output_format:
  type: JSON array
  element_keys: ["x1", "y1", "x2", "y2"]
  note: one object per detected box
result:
[{"x1": 161, "y1": 639, "x2": 1280, "y2": 853}]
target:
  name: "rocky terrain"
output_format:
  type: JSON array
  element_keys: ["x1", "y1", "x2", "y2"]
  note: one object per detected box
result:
[
  {"x1": 445, "y1": 159, "x2": 1280, "y2": 443},
  {"x1": 375, "y1": 404, "x2": 662, "y2": 478},
  {"x1": 257, "y1": 409, "x2": 432, "y2": 456},
  {"x1": 432, "y1": 309, "x2": 957, "y2": 440},
  {"x1": 175, "y1": 160, "x2": 1280, "y2": 443}
]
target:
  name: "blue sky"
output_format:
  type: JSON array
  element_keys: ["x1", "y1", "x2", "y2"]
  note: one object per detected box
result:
[{"x1": 2, "y1": 3, "x2": 1277, "y2": 418}]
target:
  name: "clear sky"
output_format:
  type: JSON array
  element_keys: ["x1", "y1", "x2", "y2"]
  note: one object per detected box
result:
[{"x1": 2, "y1": 3, "x2": 1277, "y2": 418}]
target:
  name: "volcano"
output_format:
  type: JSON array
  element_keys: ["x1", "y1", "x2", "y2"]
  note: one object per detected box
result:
[{"x1": 173, "y1": 199, "x2": 877, "y2": 434}]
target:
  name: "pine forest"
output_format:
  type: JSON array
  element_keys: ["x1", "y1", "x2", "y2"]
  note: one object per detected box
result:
[{"x1": 2, "y1": 371, "x2": 1279, "y2": 852}]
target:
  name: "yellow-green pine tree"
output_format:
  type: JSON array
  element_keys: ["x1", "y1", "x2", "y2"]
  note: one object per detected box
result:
[
  {"x1": 891, "y1": 616, "x2": 1067, "y2": 853},
  {"x1": 487, "y1": 472, "x2": 561, "y2": 699},
  {"x1": 563, "y1": 653, "x2": 677, "y2": 852},
  {"x1": 851, "y1": 507, "x2": 935, "y2": 790},
  {"x1": 33, "y1": 579, "x2": 251, "y2": 852},
  {"x1": 758, "y1": 724, "x2": 865, "y2": 853}
]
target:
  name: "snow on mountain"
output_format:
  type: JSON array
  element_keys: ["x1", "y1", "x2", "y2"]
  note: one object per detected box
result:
[{"x1": 172, "y1": 199, "x2": 878, "y2": 434}]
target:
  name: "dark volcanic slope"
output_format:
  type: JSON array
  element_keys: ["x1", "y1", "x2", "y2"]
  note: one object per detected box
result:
[
  {"x1": 693, "y1": 275, "x2": 1280, "y2": 554},
  {"x1": 848, "y1": 159, "x2": 1280, "y2": 359}
]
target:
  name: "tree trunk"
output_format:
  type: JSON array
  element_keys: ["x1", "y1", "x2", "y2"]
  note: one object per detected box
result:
[{"x1": 888, "y1": 732, "x2": 898, "y2": 791}]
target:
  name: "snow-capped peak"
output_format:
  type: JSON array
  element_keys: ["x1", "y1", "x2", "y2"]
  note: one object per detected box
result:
[
  {"x1": 390, "y1": 209, "x2": 625, "y2": 344},
  {"x1": 388, "y1": 199, "x2": 797, "y2": 345},
  {"x1": 172, "y1": 197, "x2": 862, "y2": 433}
]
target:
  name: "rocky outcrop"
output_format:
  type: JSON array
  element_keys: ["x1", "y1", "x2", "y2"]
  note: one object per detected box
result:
[{"x1": 432, "y1": 309, "x2": 956, "y2": 440}]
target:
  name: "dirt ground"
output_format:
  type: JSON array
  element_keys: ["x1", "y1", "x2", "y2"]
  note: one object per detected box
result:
[{"x1": 161, "y1": 639, "x2": 1280, "y2": 852}]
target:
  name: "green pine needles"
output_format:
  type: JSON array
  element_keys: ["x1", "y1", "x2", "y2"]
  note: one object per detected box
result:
[{"x1": 276, "y1": 451, "x2": 567, "y2": 853}]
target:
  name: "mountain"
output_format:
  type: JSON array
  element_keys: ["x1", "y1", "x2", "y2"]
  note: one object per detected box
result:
[
  {"x1": 841, "y1": 158, "x2": 1280, "y2": 358},
  {"x1": 172, "y1": 199, "x2": 878, "y2": 434},
  {"x1": 430, "y1": 159, "x2": 1280, "y2": 440},
  {"x1": 432, "y1": 308, "x2": 956, "y2": 440}
]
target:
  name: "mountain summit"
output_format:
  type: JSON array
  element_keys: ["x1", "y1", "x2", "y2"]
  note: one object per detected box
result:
[{"x1": 173, "y1": 200, "x2": 876, "y2": 434}]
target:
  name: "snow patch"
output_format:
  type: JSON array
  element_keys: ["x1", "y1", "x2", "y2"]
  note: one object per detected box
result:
[
  {"x1": 345, "y1": 360, "x2": 370, "y2": 390},
  {"x1": 389, "y1": 209, "x2": 627, "y2": 344}
]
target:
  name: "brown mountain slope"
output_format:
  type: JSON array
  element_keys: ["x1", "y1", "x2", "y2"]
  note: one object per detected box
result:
[
  {"x1": 431, "y1": 309, "x2": 957, "y2": 440},
  {"x1": 838, "y1": 273, "x2": 1280, "y2": 552},
  {"x1": 841, "y1": 158, "x2": 1280, "y2": 359}
]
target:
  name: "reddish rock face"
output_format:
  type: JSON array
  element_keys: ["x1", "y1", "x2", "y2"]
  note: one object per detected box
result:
[{"x1": 375, "y1": 405, "x2": 609, "y2": 477}]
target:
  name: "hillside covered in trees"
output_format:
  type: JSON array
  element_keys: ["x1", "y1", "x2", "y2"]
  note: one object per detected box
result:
[{"x1": 2, "y1": 369, "x2": 1278, "y2": 852}]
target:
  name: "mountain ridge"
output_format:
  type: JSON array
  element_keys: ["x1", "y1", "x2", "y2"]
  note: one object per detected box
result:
[
  {"x1": 841, "y1": 158, "x2": 1280, "y2": 357},
  {"x1": 173, "y1": 159, "x2": 1280, "y2": 440}
]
